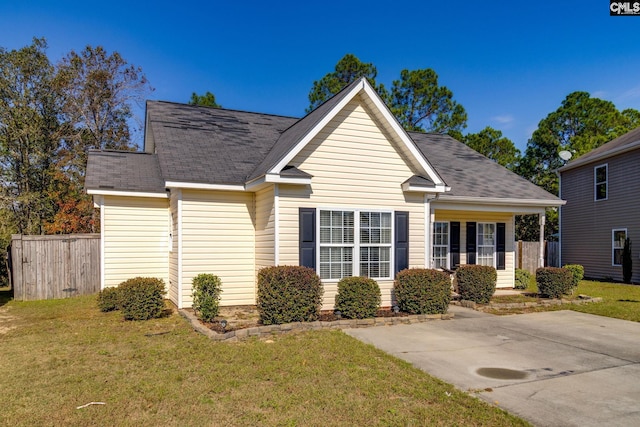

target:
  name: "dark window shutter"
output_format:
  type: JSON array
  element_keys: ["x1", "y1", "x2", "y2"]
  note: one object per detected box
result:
[
  {"x1": 466, "y1": 222, "x2": 476, "y2": 265},
  {"x1": 395, "y1": 211, "x2": 409, "y2": 276},
  {"x1": 450, "y1": 222, "x2": 460, "y2": 269},
  {"x1": 299, "y1": 208, "x2": 315, "y2": 269},
  {"x1": 496, "y1": 222, "x2": 506, "y2": 270}
]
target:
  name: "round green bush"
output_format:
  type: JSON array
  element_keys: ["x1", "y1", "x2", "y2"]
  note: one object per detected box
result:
[
  {"x1": 394, "y1": 268, "x2": 451, "y2": 314},
  {"x1": 191, "y1": 273, "x2": 223, "y2": 322},
  {"x1": 334, "y1": 276, "x2": 381, "y2": 319},
  {"x1": 97, "y1": 286, "x2": 121, "y2": 312},
  {"x1": 257, "y1": 266, "x2": 323, "y2": 325},
  {"x1": 455, "y1": 265, "x2": 497, "y2": 304},
  {"x1": 514, "y1": 269, "x2": 532, "y2": 290},
  {"x1": 117, "y1": 277, "x2": 167, "y2": 321},
  {"x1": 563, "y1": 264, "x2": 584, "y2": 291},
  {"x1": 536, "y1": 267, "x2": 573, "y2": 298}
]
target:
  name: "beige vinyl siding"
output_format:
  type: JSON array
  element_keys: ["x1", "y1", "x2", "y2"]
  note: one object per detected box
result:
[
  {"x1": 255, "y1": 186, "x2": 275, "y2": 273},
  {"x1": 181, "y1": 190, "x2": 256, "y2": 307},
  {"x1": 561, "y1": 150, "x2": 640, "y2": 282},
  {"x1": 279, "y1": 95, "x2": 425, "y2": 309},
  {"x1": 168, "y1": 190, "x2": 180, "y2": 306},
  {"x1": 434, "y1": 209, "x2": 515, "y2": 288},
  {"x1": 102, "y1": 196, "x2": 169, "y2": 288}
]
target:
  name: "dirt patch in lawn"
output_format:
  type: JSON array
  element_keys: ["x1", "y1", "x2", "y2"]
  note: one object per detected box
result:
[{"x1": 0, "y1": 306, "x2": 17, "y2": 334}]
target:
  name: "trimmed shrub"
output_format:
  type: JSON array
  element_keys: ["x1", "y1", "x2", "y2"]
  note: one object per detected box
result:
[
  {"x1": 257, "y1": 266, "x2": 323, "y2": 325},
  {"x1": 117, "y1": 277, "x2": 167, "y2": 321},
  {"x1": 334, "y1": 276, "x2": 381, "y2": 319},
  {"x1": 514, "y1": 269, "x2": 532, "y2": 290},
  {"x1": 191, "y1": 274, "x2": 223, "y2": 322},
  {"x1": 536, "y1": 267, "x2": 573, "y2": 298},
  {"x1": 456, "y1": 265, "x2": 497, "y2": 304},
  {"x1": 394, "y1": 268, "x2": 451, "y2": 314},
  {"x1": 97, "y1": 286, "x2": 121, "y2": 312},
  {"x1": 563, "y1": 264, "x2": 584, "y2": 291}
]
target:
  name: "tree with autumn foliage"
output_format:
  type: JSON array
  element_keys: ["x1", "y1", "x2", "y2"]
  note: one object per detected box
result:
[{"x1": 0, "y1": 38, "x2": 152, "y2": 269}]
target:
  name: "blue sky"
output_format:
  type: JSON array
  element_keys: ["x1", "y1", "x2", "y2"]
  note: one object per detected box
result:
[{"x1": 1, "y1": 0, "x2": 639, "y2": 152}]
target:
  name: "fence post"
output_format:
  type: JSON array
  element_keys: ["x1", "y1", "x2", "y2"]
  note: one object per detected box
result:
[{"x1": 10, "y1": 234, "x2": 23, "y2": 300}]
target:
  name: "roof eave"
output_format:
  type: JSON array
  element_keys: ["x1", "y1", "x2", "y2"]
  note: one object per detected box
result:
[
  {"x1": 87, "y1": 188, "x2": 169, "y2": 198},
  {"x1": 401, "y1": 182, "x2": 450, "y2": 193},
  {"x1": 559, "y1": 139, "x2": 640, "y2": 172},
  {"x1": 435, "y1": 195, "x2": 565, "y2": 207}
]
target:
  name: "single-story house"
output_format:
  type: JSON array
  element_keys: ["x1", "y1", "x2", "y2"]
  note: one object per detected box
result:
[
  {"x1": 560, "y1": 126, "x2": 640, "y2": 283},
  {"x1": 86, "y1": 78, "x2": 564, "y2": 309}
]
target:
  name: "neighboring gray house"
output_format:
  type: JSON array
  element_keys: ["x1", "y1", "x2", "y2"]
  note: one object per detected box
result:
[{"x1": 559, "y1": 126, "x2": 640, "y2": 283}]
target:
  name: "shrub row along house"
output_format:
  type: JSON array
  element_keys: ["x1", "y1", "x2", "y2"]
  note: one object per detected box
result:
[
  {"x1": 560, "y1": 126, "x2": 640, "y2": 283},
  {"x1": 86, "y1": 78, "x2": 563, "y2": 309}
]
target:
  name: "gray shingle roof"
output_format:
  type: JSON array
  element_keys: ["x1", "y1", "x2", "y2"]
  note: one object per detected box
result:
[
  {"x1": 559, "y1": 126, "x2": 640, "y2": 172},
  {"x1": 86, "y1": 81, "x2": 560, "y2": 206},
  {"x1": 86, "y1": 150, "x2": 165, "y2": 194},
  {"x1": 411, "y1": 132, "x2": 560, "y2": 201},
  {"x1": 146, "y1": 101, "x2": 297, "y2": 185}
]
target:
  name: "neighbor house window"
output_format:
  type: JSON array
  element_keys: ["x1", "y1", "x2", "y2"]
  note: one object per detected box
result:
[
  {"x1": 477, "y1": 223, "x2": 496, "y2": 267},
  {"x1": 318, "y1": 209, "x2": 392, "y2": 280},
  {"x1": 595, "y1": 164, "x2": 608, "y2": 201},
  {"x1": 612, "y1": 229, "x2": 627, "y2": 266},
  {"x1": 432, "y1": 222, "x2": 449, "y2": 269}
]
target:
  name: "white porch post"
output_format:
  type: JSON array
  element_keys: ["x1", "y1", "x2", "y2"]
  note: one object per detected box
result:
[
  {"x1": 424, "y1": 195, "x2": 436, "y2": 268},
  {"x1": 539, "y1": 212, "x2": 546, "y2": 268}
]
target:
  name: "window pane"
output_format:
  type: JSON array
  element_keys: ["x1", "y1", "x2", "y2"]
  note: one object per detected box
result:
[
  {"x1": 614, "y1": 249, "x2": 623, "y2": 266},
  {"x1": 596, "y1": 184, "x2": 607, "y2": 200},
  {"x1": 381, "y1": 213, "x2": 391, "y2": 228},
  {"x1": 596, "y1": 166, "x2": 607, "y2": 183},
  {"x1": 371, "y1": 212, "x2": 381, "y2": 227}
]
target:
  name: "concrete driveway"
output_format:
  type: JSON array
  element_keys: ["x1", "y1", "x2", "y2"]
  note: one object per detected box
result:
[{"x1": 345, "y1": 307, "x2": 640, "y2": 427}]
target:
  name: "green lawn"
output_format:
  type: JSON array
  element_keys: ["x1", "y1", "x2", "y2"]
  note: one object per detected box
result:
[
  {"x1": 490, "y1": 280, "x2": 640, "y2": 321},
  {"x1": 0, "y1": 294, "x2": 526, "y2": 427},
  {"x1": 564, "y1": 280, "x2": 640, "y2": 321}
]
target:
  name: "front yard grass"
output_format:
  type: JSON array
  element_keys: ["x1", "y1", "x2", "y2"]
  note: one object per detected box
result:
[
  {"x1": 0, "y1": 294, "x2": 527, "y2": 427},
  {"x1": 488, "y1": 280, "x2": 640, "y2": 321}
]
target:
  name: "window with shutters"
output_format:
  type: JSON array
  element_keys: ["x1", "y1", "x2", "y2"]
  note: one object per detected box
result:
[
  {"x1": 595, "y1": 164, "x2": 608, "y2": 201},
  {"x1": 318, "y1": 209, "x2": 392, "y2": 280},
  {"x1": 612, "y1": 228, "x2": 626, "y2": 266},
  {"x1": 477, "y1": 223, "x2": 496, "y2": 267},
  {"x1": 432, "y1": 222, "x2": 449, "y2": 269}
]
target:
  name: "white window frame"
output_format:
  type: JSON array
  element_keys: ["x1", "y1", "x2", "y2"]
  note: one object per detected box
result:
[
  {"x1": 317, "y1": 208, "x2": 394, "y2": 281},
  {"x1": 477, "y1": 222, "x2": 496, "y2": 267},
  {"x1": 594, "y1": 164, "x2": 608, "y2": 201},
  {"x1": 432, "y1": 221, "x2": 449, "y2": 269},
  {"x1": 612, "y1": 228, "x2": 627, "y2": 266}
]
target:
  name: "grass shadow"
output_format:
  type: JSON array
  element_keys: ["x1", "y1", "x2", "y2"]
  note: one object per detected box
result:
[
  {"x1": 0, "y1": 286, "x2": 13, "y2": 306},
  {"x1": 618, "y1": 299, "x2": 640, "y2": 303}
]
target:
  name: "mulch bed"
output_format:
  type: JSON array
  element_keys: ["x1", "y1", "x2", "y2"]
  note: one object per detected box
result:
[{"x1": 201, "y1": 308, "x2": 409, "y2": 333}]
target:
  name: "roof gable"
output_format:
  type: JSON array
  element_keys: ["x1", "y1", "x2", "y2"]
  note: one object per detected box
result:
[{"x1": 249, "y1": 77, "x2": 447, "y2": 191}]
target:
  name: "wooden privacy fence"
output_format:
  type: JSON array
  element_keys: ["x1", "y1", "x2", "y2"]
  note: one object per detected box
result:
[
  {"x1": 514, "y1": 240, "x2": 560, "y2": 274},
  {"x1": 10, "y1": 234, "x2": 100, "y2": 301}
]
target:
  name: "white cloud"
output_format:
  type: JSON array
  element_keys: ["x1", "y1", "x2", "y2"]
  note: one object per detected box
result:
[
  {"x1": 490, "y1": 114, "x2": 515, "y2": 129},
  {"x1": 591, "y1": 90, "x2": 607, "y2": 99}
]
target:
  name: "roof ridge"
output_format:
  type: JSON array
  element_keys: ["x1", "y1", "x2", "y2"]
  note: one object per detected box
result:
[{"x1": 146, "y1": 99, "x2": 300, "y2": 120}]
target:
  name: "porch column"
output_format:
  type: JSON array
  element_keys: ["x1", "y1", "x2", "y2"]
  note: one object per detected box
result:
[
  {"x1": 539, "y1": 212, "x2": 545, "y2": 268},
  {"x1": 424, "y1": 195, "x2": 436, "y2": 268}
]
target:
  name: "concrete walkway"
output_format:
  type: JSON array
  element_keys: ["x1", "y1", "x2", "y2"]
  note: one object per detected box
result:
[{"x1": 345, "y1": 308, "x2": 640, "y2": 427}]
